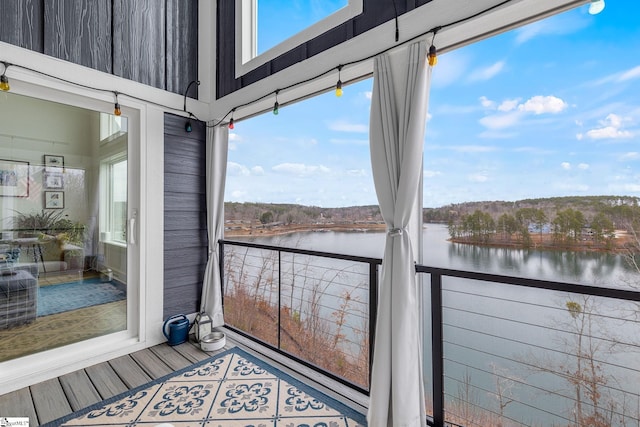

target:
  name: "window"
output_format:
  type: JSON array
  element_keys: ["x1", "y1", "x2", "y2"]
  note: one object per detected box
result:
[
  {"x1": 236, "y1": 0, "x2": 362, "y2": 76},
  {"x1": 101, "y1": 154, "x2": 128, "y2": 244}
]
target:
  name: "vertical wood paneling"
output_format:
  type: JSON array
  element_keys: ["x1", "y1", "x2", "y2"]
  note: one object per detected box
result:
[
  {"x1": 0, "y1": 0, "x2": 44, "y2": 52},
  {"x1": 113, "y1": 0, "x2": 166, "y2": 89},
  {"x1": 44, "y1": 0, "x2": 112, "y2": 73},
  {"x1": 163, "y1": 113, "x2": 207, "y2": 318},
  {"x1": 166, "y1": 0, "x2": 199, "y2": 96}
]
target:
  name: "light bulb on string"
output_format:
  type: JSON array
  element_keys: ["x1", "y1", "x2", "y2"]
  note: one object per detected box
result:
[
  {"x1": 113, "y1": 92, "x2": 121, "y2": 116},
  {"x1": 428, "y1": 44, "x2": 438, "y2": 67},
  {"x1": 588, "y1": 0, "x2": 605, "y2": 15},
  {"x1": 335, "y1": 65, "x2": 343, "y2": 97},
  {"x1": 229, "y1": 109, "x2": 236, "y2": 130},
  {"x1": 0, "y1": 62, "x2": 9, "y2": 91},
  {"x1": 273, "y1": 90, "x2": 280, "y2": 115}
]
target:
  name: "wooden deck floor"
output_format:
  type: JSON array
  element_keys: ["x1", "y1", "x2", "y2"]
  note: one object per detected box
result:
[{"x1": 0, "y1": 332, "x2": 368, "y2": 426}]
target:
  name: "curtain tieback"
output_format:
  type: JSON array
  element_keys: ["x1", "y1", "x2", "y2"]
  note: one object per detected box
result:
[{"x1": 387, "y1": 227, "x2": 405, "y2": 237}]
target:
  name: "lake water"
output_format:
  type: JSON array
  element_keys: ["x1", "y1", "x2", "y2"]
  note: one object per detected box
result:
[{"x1": 229, "y1": 224, "x2": 640, "y2": 425}]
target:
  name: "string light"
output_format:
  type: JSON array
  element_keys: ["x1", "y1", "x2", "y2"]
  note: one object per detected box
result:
[
  {"x1": 273, "y1": 90, "x2": 280, "y2": 115},
  {"x1": 588, "y1": 0, "x2": 605, "y2": 14},
  {"x1": 335, "y1": 66, "x2": 343, "y2": 97},
  {"x1": 0, "y1": 2, "x2": 511, "y2": 129},
  {"x1": 185, "y1": 113, "x2": 193, "y2": 132},
  {"x1": 113, "y1": 92, "x2": 121, "y2": 116},
  {"x1": 229, "y1": 109, "x2": 235, "y2": 130},
  {"x1": 428, "y1": 44, "x2": 438, "y2": 67},
  {"x1": 1, "y1": 62, "x2": 10, "y2": 91}
]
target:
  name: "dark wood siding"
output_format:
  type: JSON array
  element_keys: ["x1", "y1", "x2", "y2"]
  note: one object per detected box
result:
[
  {"x1": 0, "y1": 0, "x2": 44, "y2": 52},
  {"x1": 217, "y1": 0, "x2": 431, "y2": 98},
  {"x1": 163, "y1": 113, "x2": 207, "y2": 318},
  {"x1": 1, "y1": 0, "x2": 197, "y2": 96},
  {"x1": 113, "y1": 0, "x2": 165, "y2": 89},
  {"x1": 44, "y1": 0, "x2": 112, "y2": 73},
  {"x1": 166, "y1": 0, "x2": 199, "y2": 95}
]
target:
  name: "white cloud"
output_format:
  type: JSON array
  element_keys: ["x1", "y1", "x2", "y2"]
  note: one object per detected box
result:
[
  {"x1": 364, "y1": 91, "x2": 373, "y2": 100},
  {"x1": 327, "y1": 119, "x2": 368, "y2": 133},
  {"x1": 619, "y1": 65, "x2": 640, "y2": 82},
  {"x1": 582, "y1": 113, "x2": 633, "y2": 140},
  {"x1": 518, "y1": 96, "x2": 567, "y2": 114},
  {"x1": 554, "y1": 183, "x2": 590, "y2": 192},
  {"x1": 479, "y1": 96, "x2": 496, "y2": 109},
  {"x1": 231, "y1": 190, "x2": 247, "y2": 199},
  {"x1": 498, "y1": 99, "x2": 521, "y2": 112},
  {"x1": 578, "y1": 163, "x2": 590, "y2": 170},
  {"x1": 229, "y1": 133, "x2": 241, "y2": 141},
  {"x1": 620, "y1": 152, "x2": 640, "y2": 161},
  {"x1": 227, "y1": 162, "x2": 251, "y2": 176},
  {"x1": 272, "y1": 163, "x2": 331, "y2": 176},
  {"x1": 469, "y1": 61, "x2": 505, "y2": 82},
  {"x1": 251, "y1": 166, "x2": 265, "y2": 175},
  {"x1": 347, "y1": 169, "x2": 367, "y2": 177},
  {"x1": 561, "y1": 162, "x2": 571, "y2": 170},
  {"x1": 609, "y1": 183, "x2": 640, "y2": 193},
  {"x1": 469, "y1": 173, "x2": 489, "y2": 183},
  {"x1": 424, "y1": 170, "x2": 442, "y2": 178},
  {"x1": 479, "y1": 111, "x2": 523, "y2": 130}
]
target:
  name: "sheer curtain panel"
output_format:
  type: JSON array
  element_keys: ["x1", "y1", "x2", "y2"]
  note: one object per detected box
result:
[{"x1": 368, "y1": 40, "x2": 432, "y2": 427}]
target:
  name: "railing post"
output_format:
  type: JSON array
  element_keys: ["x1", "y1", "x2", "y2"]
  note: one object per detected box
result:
[
  {"x1": 277, "y1": 249, "x2": 282, "y2": 349},
  {"x1": 218, "y1": 240, "x2": 225, "y2": 307},
  {"x1": 431, "y1": 273, "x2": 444, "y2": 427},
  {"x1": 369, "y1": 262, "x2": 378, "y2": 386}
]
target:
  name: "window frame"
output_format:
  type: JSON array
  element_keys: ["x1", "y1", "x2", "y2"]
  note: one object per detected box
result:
[
  {"x1": 235, "y1": 0, "x2": 363, "y2": 78},
  {"x1": 100, "y1": 150, "x2": 128, "y2": 246}
]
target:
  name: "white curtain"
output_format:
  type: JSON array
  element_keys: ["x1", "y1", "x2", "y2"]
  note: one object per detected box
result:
[
  {"x1": 200, "y1": 125, "x2": 229, "y2": 328},
  {"x1": 368, "y1": 41, "x2": 432, "y2": 427}
]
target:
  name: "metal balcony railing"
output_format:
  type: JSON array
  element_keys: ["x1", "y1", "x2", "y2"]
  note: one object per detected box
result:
[
  {"x1": 219, "y1": 239, "x2": 380, "y2": 393},
  {"x1": 219, "y1": 239, "x2": 640, "y2": 427}
]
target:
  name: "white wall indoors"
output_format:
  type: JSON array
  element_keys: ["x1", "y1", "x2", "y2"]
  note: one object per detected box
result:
[{"x1": 0, "y1": 93, "x2": 97, "y2": 231}]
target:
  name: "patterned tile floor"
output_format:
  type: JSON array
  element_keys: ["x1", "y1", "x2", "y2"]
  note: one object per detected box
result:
[{"x1": 51, "y1": 347, "x2": 367, "y2": 426}]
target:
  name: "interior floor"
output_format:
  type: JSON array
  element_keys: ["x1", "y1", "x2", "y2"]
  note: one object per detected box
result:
[{"x1": 0, "y1": 270, "x2": 126, "y2": 362}]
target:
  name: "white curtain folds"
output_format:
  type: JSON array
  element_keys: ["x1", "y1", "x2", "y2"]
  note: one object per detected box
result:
[
  {"x1": 200, "y1": 125, "x2": 229, "y2": 328},
  {"x1": 367, "y1": 41, "x2": 432, "y2": 427}
]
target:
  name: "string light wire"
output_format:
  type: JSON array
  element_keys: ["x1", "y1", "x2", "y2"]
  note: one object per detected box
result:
[{"x1": 0, "y1": 1, "x2": 517, "y2": 128}]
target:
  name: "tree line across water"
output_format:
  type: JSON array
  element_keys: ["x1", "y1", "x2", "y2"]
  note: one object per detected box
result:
[{"x1": 440, "y1": 196, "x2": 640, "y2": 251}]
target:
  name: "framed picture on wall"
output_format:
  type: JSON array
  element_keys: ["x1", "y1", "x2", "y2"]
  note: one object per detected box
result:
[
  {"x1": 44, "y1": 155, "x2": 65, "y2": 173},
  {"x1": 44, "y1": 172, "x2": 64, "y2": 189},
  {"x1": 44, "y1": 191, "x2": 64, "y2": 209},
  {"x1": 0, "y1": 159, "x2": 29, "y2": 198}
]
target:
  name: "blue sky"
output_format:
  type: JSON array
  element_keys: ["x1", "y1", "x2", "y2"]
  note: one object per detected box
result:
[{"x1": 226, "y1": 1, "x2": 640, "y2": 208}]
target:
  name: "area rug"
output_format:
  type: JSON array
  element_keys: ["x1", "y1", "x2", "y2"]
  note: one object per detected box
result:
[
  {"x1": 38, "y1": 277, "x2": 127, "y2": 317},
  {"x1": 43, "y1": 347, "x2": 367, "y2": 426}
]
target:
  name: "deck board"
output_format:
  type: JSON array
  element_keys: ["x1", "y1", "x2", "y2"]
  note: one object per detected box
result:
[
  {"x1": 108, "y1": 355, "x2": 153, "y2": 389},
  {"x1": 0, "y1": 387, "x2": 38, "y2": 423},
  {"x1": 130, "y1": 348, "x2": 174, "y2": 379},
  {"x1": 148, "y1": 342, "x2": 193, "y2": 371},
  {"x1": 59, "y1": 369, "x2": 102, "y2": 411},
  {"x1": 85, "y1": 361, "x2": 129, "y2": 399},
  {"x1": 31, "y1": 378, "x2": 73, "y2": 424}
]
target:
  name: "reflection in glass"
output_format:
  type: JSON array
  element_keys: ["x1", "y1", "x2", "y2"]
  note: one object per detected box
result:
[{"x1": 0, "y1": 92, "x2": 128, "y2": 361}]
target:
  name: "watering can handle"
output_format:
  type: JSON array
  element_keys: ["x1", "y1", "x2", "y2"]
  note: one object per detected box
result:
[{"x1": 163, "y1": 314, "x2": 187, "y2": 340}]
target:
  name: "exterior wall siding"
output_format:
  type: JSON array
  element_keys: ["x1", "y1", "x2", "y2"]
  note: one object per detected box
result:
[
  {"x1": 163, "y1": 113, "x2": 207, "y2": 318},
  {"x1": 1, "y1": 0, "x2": 198, "y2": 97}
]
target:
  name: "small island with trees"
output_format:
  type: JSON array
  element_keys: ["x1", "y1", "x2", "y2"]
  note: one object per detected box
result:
[{"x1": 429, "y1": 195, "x2": 639, "y2": 253}]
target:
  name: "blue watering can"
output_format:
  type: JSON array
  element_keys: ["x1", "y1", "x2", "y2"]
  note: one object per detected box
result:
[{"x1": 163, "y1": 314, "x2": 190, "y2": 346}]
